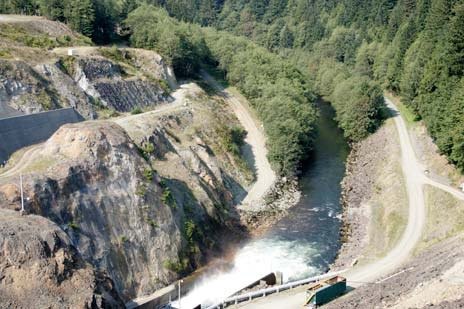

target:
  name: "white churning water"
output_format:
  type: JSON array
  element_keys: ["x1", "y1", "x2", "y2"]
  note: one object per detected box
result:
[
  {"x1": 172, "y1": 237, "x2": 320, "y2": 308},
  {"x1": 172, "y1": 101, "x2": 349, "y2": 309}
]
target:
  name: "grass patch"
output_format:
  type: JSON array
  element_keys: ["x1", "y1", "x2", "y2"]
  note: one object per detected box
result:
[
  {"x1": 0, "y1": 48, "x2": 12, "y2": 59},
  {"x1": 146, "y1": 218, "x2": 158, "y2": 228},
  {"x1": 0, "y1": 24, "x2": 91, "y2": 48},
  {"x1": 24, "y1": 156, "x2": 55, "y2": 173},
  {"x1": 419, "y1": 185, "x2": 464, "y2": 251},
  {"x1": 137, "y1": 142, "x2": 155, "y2": 161},
  {"x1": 161, "y1": 187, "x2": 176, "y2": 209},
  {"x1": 68, "y1": 221, "x2": 80, "y2": 230},
  {"x1": 99, "y1": 46, "x2": 128, "y2": 63},
  {"x1": 135, "y1": 183, "x2": 147, "y2": 196},
  {"x1": 195, "y1": 79, "x2": 217, "y2": 95},
  {"x1": 118, "y1": 235, "x2": 129, "y2": 245}
]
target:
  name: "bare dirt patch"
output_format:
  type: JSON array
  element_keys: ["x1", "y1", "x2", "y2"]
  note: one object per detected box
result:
[{"x1": 327, "y1": 235, "x2": 464, "y2": 309}]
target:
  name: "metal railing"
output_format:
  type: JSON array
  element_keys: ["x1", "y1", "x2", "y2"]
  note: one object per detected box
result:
[{"x1": 206, "y1": 270, "x2": 347, "y2": 309}]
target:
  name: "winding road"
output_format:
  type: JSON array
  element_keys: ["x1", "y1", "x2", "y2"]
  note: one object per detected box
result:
[
  {"x1": 235, "y1": 97, "x2": 464, "y2": 308},
  {"x1": 200, "y1": 70, "x2": 277, "y2": 207}
]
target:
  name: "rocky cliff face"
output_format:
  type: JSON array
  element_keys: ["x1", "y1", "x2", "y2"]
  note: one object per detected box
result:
[
  {"x1": 74, "y1": 57, "x2": 167, "y2": 112},
  {"x1": 0, "y1": 86, "x2": 249, "y2": 300},
  {"x1": 0, "y1": 17, "x2": 247, "y2": 305},
  {"x1": 0, "y1": 60, "x2": 62, "y2": 114},
  {"x1": 0, "y1": 209, "x2": 123, "y2": 308},
  {"x1": 0, "y1": 122, "x2": 185, "y2": 299},
  {"x1": 0, "y1": 45, "x2": 176, "y2": 119}
]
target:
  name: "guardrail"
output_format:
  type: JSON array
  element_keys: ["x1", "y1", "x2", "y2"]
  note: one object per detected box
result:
[{"x1": 206, "y1": 270, "x2": 347, "y2": 309}]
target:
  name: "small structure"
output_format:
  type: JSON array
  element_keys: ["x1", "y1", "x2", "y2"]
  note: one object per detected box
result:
[
  {"x1": 304, "y1": 276, "x2": 346, "y2": 307},
  {"x1": 67, "y1": 48, "x2": 77, "y2": 56},
  {"x1": 460, "y1": 183, "x2": 464, "y2": 192}
]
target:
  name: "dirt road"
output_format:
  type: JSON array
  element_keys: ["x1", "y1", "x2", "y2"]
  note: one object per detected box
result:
[
  {"x1": 200, "y1": 70, "x2": 276, "y2": 207},
  {"x1": 235, "y1": 96, "x2": 464, "y2": 308},
  {"x1": 114, "y1": 82, "x2": 194, "y2": 128}
]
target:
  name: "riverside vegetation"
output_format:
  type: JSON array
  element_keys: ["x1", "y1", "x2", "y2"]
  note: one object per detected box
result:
[
  {"x1": 3, "y1": 1, "x2": 463, "y2": 172},
  {"x1": 1, "y1": 0, "x2": 386, "y2": 176}
]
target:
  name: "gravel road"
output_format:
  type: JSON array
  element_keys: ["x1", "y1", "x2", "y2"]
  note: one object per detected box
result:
[
  {"x1": 234, "y1": 96, "x2": 456, "y2": 308},
  {"x1": 200, "y1": 70, "x2": 276, "y2": 207}
]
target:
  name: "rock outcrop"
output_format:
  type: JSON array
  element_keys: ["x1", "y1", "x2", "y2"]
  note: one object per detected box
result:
[
  {"x1": 0, "y1": 100, "x2": 248, "y2": 300},
  {"x1": 0, "y1": 122, "x2": 184, "y2": 299},
  {"x1": 73, "y1": 55, "x2": 169, "y2": 112},
  {"x1": 0, "y1": 209, "x2": 123, "y2": 308},
  {"x1": 0, "y1": 60, "x2": 62, "y2": 114}
]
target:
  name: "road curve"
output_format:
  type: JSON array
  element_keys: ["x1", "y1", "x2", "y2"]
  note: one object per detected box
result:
[
  {"x1": 344, "y1": 97, "x2": 426, "y2": 285},
  {"x1": 200, "y1": 70, "x2": 277, "y2": 207},
  {"x1": 235, "y1": 96, "x2": 431, "y2": 308}
]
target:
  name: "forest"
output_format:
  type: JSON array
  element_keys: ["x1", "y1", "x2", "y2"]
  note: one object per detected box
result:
[{"x1": 2, "y1": 0, "x2": 463, "y2": 171}]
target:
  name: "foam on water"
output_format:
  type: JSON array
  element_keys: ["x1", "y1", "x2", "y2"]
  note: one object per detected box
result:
[
  {"x1": 172, "y1": 101, "x2": 349, "y2": 309},
  {"x1": 173, "y1": 237, "x2": 319, "y2": 308}
]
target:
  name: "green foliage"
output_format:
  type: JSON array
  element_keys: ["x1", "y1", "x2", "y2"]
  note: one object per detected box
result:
[
  {"x1": 131, "y1": 107, "x2": 143, "y2": 115},
  {"x1": 10, "y1": 0, "x2": 464, "y2": 170},
  {"x1": 0, "y1": 49, "x2": 12, "y2": 59},
  {"x1": 143, "y1": 168, "x2": 154, "y2": 181},
  {"x1": 68, "y1": 221, "x2": 79, "y2": 230},
  {"x1": 218, "y1": 125, "x2": 246, "y2": 156},
  {"x1": 163, "y1": 258, "x2": 188, "y2": 273},
  {"x1": 146, "y1": 218, "x2": 158, "y2": 228},
  {"x1": 135, "y1": 183, "x2": 147, "y2": 196},
  {"x1": 1, "y1": 0, "x2": 117, "y2": 43},
  {"x1": 118, "y1": 235, "x2": 129, "y2": 244},
  {"x1": 125, "y1": 7, "x2": 207, "y2": 77},
  {"x1": 161, "y1": 187, "x2": 176, "y2": 209},
  {"x1": 330, "y1": 76, "x2": 385, "y2": 141},
  {"x1": 202, "y1": 29, "x2": 318, "y2": 175},
  {"x1": 0, "y1": 24, "x2": 57, "y2": 48},
  {"x1": 58, "y1": 56, "x2": 76, "y2": 77},
  {"x1": 151, "y1": 0, "x2": 462, "y2": 170},
  {"x1": 138, "y1": 142, "x2": 155, "y2": 161},
  {"x1": 124, "y1": 6, "x2": 317, "y2": 175}
]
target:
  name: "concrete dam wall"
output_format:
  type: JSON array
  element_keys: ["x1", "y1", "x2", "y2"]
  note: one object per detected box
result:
[{"x1": 0, "y1": 108, "x2": 83, "y2": 163}]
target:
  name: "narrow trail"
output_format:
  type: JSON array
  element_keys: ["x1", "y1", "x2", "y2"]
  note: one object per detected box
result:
[
  {"x1": 0, "y1": 146, "x2": 44, "y2": 180},
  {"x1": 235, "y1": 97, "x2": 464, "y2": 308},
  {"x1": 199, "y1": 70, "x2": 276, "y2": 207},
  {"x1": 114, "y1": 82, "x2": 193, "y2": 128}
]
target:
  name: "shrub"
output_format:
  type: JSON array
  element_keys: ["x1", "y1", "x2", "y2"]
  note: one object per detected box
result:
[
  {"x1": 143, "y1": 168, "x2": 154, "y2": 181},
  {"x1": 131, "y1": 107, "x2": 143, "y2": 115}
]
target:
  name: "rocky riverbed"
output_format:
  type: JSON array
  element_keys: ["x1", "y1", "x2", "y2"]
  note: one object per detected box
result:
[
  {"x1": 331, "y1": 120, "x2": 407, "y2": 270},
  {"x1": 238, "y1": 177, "x2": 301, "y2": 234}
]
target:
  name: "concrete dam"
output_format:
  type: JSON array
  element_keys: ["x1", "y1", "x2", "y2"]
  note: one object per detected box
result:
[{"x1": 0, "y1": 108, "x2": 84, "y2": 163}]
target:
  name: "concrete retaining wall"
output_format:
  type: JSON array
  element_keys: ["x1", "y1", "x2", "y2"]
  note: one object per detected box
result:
[{"x1": 0, "y1": 108, "x2": 83, "y2": 163}]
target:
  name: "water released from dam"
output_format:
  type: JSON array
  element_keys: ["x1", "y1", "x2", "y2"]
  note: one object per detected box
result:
[{"x1": 176, "y1": 100, "x2": 349, "y2": 308}]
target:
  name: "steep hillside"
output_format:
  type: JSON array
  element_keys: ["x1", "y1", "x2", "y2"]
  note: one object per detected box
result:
[
  {"x1": 0, "y1": 79, "x2": 252, "y2": 301},
  {"x1": 0, "y1": 16, "x2": 175, "y2": 120},
  {"x1": 153, "y1": 0, "x2": 464, "y2": 171},
  {"x1": 0, "y1": 209, "x2": 123, "y2": 308}
]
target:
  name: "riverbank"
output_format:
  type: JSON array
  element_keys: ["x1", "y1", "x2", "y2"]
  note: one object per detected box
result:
[
  {"x1": 331, "y1": 118, "x2": 408, "y2": 270},
  {"x1": 238, "y1": 177, "x2": 301, "y2": 234}
]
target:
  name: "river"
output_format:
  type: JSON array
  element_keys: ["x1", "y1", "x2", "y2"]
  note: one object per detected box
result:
[{"x1": 175, "y1": 100, "x2": 349, "y2": 308}]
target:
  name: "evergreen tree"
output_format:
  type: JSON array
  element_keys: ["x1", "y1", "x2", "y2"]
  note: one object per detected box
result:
[
  {"x1": 198, "y1": 0, "x2": 216, "y2": 26},
  {"x1": 38, "y1": 0, "x2": 65, "y2": 21},
  {"x1": 447, "y1": 3, "x2": 464, "y2": 76},
  {"x1": 279, "y1": 25, "x2": 293, "y2": 48},
  {"x1": 68, "y1": 0, "x2": 95, "y2": 38}
]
